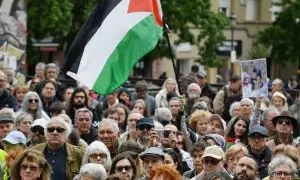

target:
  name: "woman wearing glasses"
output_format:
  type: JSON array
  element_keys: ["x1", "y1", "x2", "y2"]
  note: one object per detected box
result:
[
  {"x1": 81, "y1": 141, "x2": 112, "y2": 173},
  {"x1": 11, "y1": 149, "x2": 52, "y2": 180},
  {"x1": 268, "y1": 156, "x2": 299, "y2": 180},
  {"x1": 16, "y1": 91, "x2": 50, "y2": 121},
  {"x1": 109, "y1": 153, "x2": 138, "y2": 180}
]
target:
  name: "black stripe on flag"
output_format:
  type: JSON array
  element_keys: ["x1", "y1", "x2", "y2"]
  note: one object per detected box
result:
[{"x1": 63, "y1": 0, "x2": 122, "y2": 74}]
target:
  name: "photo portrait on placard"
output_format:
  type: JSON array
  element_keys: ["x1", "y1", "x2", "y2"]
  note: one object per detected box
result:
[{"x1": 240, "y1": 58, "x2": 268, "y2": 98}]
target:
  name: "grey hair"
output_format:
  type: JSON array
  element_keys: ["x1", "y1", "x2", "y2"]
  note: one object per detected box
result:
[
  {"x1": 82, "y1": 141, "x2": 112, "y2": 171},
  {"x1": 187, "y1": 83, "x2": 201, "y2": 93},
  {"x1": 240, "y1": 98, "x2": 254, "y2": 107},
  {"x1": 260, "y1": 107, "x2": 280, "y2": 123},
  {"x1": 44, "y1": 63, "x2": 59, "y2": 76},
  {"x1": 79, "y1": 163, "x2": 107, "y2": 180},
  {"x1": 268, "y1": 155, "x2": 298, "y2": 177},
  {"x1": 0, "y1": 70, "x2": 7, "y2": 81},
  {"x1": 229, "y1": 101, "x2": 240, "y2": 117},
  {"x1": 57, "y1": 114, "x2": 73, "y2": 130},
  {"x1": 75, "y1": 108, "x2": 93, "y2": 120},
  {"x1": 272, "y1": 78, "x2": 283, "y2": 86},
  {"x1": 98, "y1": 118, "x2": 119, "y2": 133},
  {"x1": 154, "y1": 107, "x2": 172, "y2": 121},
  {"x1": 20, "y1": 91, "x2": 43, "y2": 119},
  {"x1": 45, "y1": 117, "x2": 72, "y2": 139},
  {"x1": 4, "y1": 67, "x2": 15, "y2": 76},
  {"x1": 15, "y1": 113, "x2": 33, "y2": 127},
  {"x1": 35, "y1": 62, "x2": 45, "y2": 69}
]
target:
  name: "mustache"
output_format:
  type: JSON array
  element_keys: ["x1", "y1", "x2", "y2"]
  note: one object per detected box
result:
[{"x1": 238, "y1": 171, "x2": 248, "y2": 178}]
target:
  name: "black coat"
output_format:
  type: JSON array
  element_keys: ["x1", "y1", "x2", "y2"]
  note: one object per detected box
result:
[{"x1": 0, "y1": 89, "x2": 18, "y2": 112}]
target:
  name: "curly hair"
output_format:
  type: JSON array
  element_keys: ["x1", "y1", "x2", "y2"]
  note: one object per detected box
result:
[
  {"x1": 272, "y1": 144, "x2": 300, "y2": 168},
  {"x1": 188, "y1": 110, "x2": 209, "y2": 131},
  {"x1": 149, "y1": 164, "x2": 182, "y2": 180}
]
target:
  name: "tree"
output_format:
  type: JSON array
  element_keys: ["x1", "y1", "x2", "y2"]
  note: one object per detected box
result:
[
  {"x1": 257, "y1": 0, "x2": 300, "y2": 65},
  {"x1": 27, "y1": 0, "x2": 228, "y2": 68}
]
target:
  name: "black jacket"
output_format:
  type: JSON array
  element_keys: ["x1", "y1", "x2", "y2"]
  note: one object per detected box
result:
[
  {"x1": 0, "y1": 89, "x2": 18, "y2": 112},
  {"x1": 79, "y1": 127, "x2": 98, "y2": 145}
]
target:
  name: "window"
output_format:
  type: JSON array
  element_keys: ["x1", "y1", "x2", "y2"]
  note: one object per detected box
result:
[
  {"x1": 271, "y1": 0, "x2": 282, "y2": 21},
  {"x1": 245, "y1": 0, "x2": 258, "y2": 21},
  {"x1": 219, "y1": 0, "x2": 231, "y2": 16}
]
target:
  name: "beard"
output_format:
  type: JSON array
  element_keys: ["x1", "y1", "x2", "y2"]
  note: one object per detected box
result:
[
  {"x1": 188, "y1": 92, "x2": 198, "y2": 99},
  {"x1": 74, "y1": 103, "x2": 85, "y2": 109}
]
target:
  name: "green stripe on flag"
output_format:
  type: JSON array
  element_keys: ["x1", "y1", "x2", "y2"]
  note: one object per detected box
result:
[{"x1": 92, "y1": 14, "x2": 163, "y2": 94}]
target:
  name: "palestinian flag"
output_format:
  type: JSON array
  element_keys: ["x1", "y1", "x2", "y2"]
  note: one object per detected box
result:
[{"x1": 64, "y1": 0, "x2": 163, "y2": 95}]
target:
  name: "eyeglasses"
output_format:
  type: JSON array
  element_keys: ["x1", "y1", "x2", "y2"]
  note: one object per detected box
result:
[
  {"x1": 202, "y1": 157, "x2": 221, "y2": 165},
  {"x1": 137, "y1": 125, "x2": 152, "y2": 131},
  {"x1": 277, "y1": 119, "x2": 291, "y2": 126},
  {"x1": 47, "y1": 127, "x2": 66, "y2": 133},
  {"x1": 115, "y1": 165, "x2": 132, "y2": 172},
  {"x1": 89, "y1": 153, "x2": 107, "y2": 160},
  {"x1": 272, "y1": 171, "x2": 292, "y2": 177},
  {"x1": 31, "y1": 126, "x2": 44, "y2": 135},
  {"x1": 20, "y1": 164, "x2": 39, "y2": 171},
  {"x1": 28, "y1": 99, "x2": 39, "y2": 103}
]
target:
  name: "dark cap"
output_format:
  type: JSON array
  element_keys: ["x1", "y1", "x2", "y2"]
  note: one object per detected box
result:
[
  {"x1": 139, "y1": 147, "x2": 164, "y2": 160},
  {"x1": 119, "y1": 140, "x2": 144, "y2": 154},
  {"x1": 248, "y1": 125, "x2": 268, "y2": 137},
  {"x1": 197, "y1": 70, "x2": 207, "y2": 78},
  {"x1": 0, "y1": 115, "x2": 14, "y2": 123},
  {"x1": 230, "y1": 74, "x2": 241, "y2": 82},
  {"x1": 272, "y1": 110, "x2": 298, "y2": 130},
  {"x1": 136, "y1": 118, "x2": 154, "y2": 128}
]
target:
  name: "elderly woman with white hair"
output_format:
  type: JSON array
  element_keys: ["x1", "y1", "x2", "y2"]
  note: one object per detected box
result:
[
  {"x1": 16, "y1": 91, "x2": 50, "y2": 121},
  {"x1": 229, "y1": 101, "x2": 241, "y2": 119},
  {"x1": 15, "y1": 112, "x2": 33, "y2": 141},
  {"x1": 81, "y1": 141, "x2": 112, "y2": 172},
  {"x1": 155, "y1": 78, "x2": 180, "y2": 108},
  {"x1": 267, "y1": 156, "x2": 299, "y2": 180},
  {"x1": 271, "y1": 91, "x2": 288, "y2": 112},
  {"x1": 76, "y1": 163, "x2": 107, "y2": 180}
]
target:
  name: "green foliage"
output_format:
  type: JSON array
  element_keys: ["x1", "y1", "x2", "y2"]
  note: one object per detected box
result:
[
  {"x1": 257, "y1": 0, "x2": 300, "y2": 65},
  {"x1": 161, "y1": 0, "x2": 229, "y2": 67}
]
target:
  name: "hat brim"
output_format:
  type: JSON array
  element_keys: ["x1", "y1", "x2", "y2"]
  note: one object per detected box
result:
[
  {"x1": 272, "y1": 115, "x2": 298, "y2": 130},
  {"x1": 201, "y1": 154, "x2": 223, "y2": 160},
  {"x1": 2, "y1": 138, "x2": 20, "y2": 145},
  {"x1": 140, "y1": 153, "x2": 164, "y2": 159},
  {"x1": 248, "y1": 131, "x2": 268, "y2": 137},
  {"x1": 136, "y1": 123, "x2": 154, "y2": 128}
]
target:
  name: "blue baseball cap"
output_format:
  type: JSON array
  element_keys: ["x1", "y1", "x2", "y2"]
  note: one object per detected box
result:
[
  {"x1": 2, "y1": 131, "x2": 26, "y2": 145},
  {"x1": 136, "y1": 118, "x2": 154, "y2": 128},
  {"x1": 248, "y1": 125, "x2": 268, "y2": 137}
]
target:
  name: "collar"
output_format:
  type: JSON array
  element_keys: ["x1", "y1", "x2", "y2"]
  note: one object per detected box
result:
[
  {"x1": 108, "y1": 99, "x2": 119, "y2": 108},
  {"x1": 274, "y1": 133, "x2": 293, "y2": 145}
]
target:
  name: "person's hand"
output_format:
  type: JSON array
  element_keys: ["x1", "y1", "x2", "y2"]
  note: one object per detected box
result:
[
  {"x1": 178, "y1": 95, "x2": 186, "y2": 111},
  {"x1": 169, "y1": 133, "x2": 178, "y2": 148},
  {"x1": 149, "y1": 129, "x2": 161, "y2": 147}
]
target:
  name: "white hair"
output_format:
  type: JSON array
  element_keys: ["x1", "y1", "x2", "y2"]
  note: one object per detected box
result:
[
  {"x1": 44, "y1": 117, "x2": 72, "y2": 139},
  {"x1": 98, "y1": 118, "x2": 119, "y2": 133},
  {"x1": 82, "y1": 141, "x2": 112, "y2": 171},
  {"x1": 240, "y1": 98, "x2": 254, "y2": 107},
  {"x1": 268, "y1": 156, "x2": 298, "y2": 178},
  {"x1": 272, "y1": 78, "x2": 283, "y2": 86},
  {"x1": 79, "y1": 163, "x2": 107, "y2": 180},
  {"x1": 229, "y1": 102, "x2": 240, "y2": 117}
]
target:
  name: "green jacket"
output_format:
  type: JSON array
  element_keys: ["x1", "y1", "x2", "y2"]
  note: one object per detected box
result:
[{"x1": 30, "y1": 143, "x2": 84, "y2": 180}]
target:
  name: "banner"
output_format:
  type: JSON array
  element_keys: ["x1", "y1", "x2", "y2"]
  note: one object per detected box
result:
[
  {"x1": 240, "y1": 58, "x2": 268, "y2": 98},
  {"x1": 0, "y1": 0, "x2": 27, "y2": 69}
]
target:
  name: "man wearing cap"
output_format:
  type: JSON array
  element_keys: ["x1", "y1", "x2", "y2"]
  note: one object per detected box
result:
[
  {"x1": 29, "y1": 118, "x2": 47, "y2": 146},
  {"x1": 136, "y1": 117, "x2": 154, "y2": 148},
  {"x1": 0, "y1": 115, "x2": 15, "y2": 139},
  {"x1": 247, "y1": 125, "x2": 271, "y2": 179},
  {"x1": 266, "y1": 110, "x2": 299, "y2": 150},
  {"x1": 213, "y1": 74, "x2": 241, "y2": 116},
  {"x1": 207, "y1": 114, "x2": 226, "y2": 136},
  {"x1": 140, "y1": 147, "x2": 165, "y2": 180},
  {"x1": 193, "y1": 145, "x2": 229, "y2": 179},
  {"x1": 196, "y1": 70, "x2": 216, "y2": 105}
]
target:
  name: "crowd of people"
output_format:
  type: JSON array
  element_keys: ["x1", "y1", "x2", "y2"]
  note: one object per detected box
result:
[{"x1": 0, "y1": 63, "x2": 299, "y2": 180}]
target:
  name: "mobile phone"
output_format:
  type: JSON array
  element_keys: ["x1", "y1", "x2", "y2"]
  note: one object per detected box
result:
[{"x1": 164, "y1": 130, "x2": 171, "y2": 138}]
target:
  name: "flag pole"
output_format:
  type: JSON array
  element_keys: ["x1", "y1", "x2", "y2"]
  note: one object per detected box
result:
[{"x1": 163, "y1": 20, "x2": 182, "y2": 95}]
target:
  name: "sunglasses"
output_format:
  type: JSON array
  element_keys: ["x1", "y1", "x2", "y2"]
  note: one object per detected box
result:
[
  {"x1": 31, "y1": 126, "x2": 44, "y2": 135},
  {"x1": 28, "y1": 99, "x2": 39, "y2": 103},
  {"x1": 277, "y1": 119, "x2": 291, "y2": 126},
  {"x1": 202, "y1": 157, "x2": 220, "y2": 165},
  {"x1": 138, "y1": 125, "x2": 152, "y2": 131},
  {"x1": 89, "y1": 153, "x2": 107, "y2": 160},
  {"x1": 47, "y1": 127, "x2": 66, "y2": 133},
  {"x1": 115, "y1": 165, "x2": 132, "y2": 172},
  {"x1": 20, "y1": 164, "x2": 39, "y2": 171}
]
